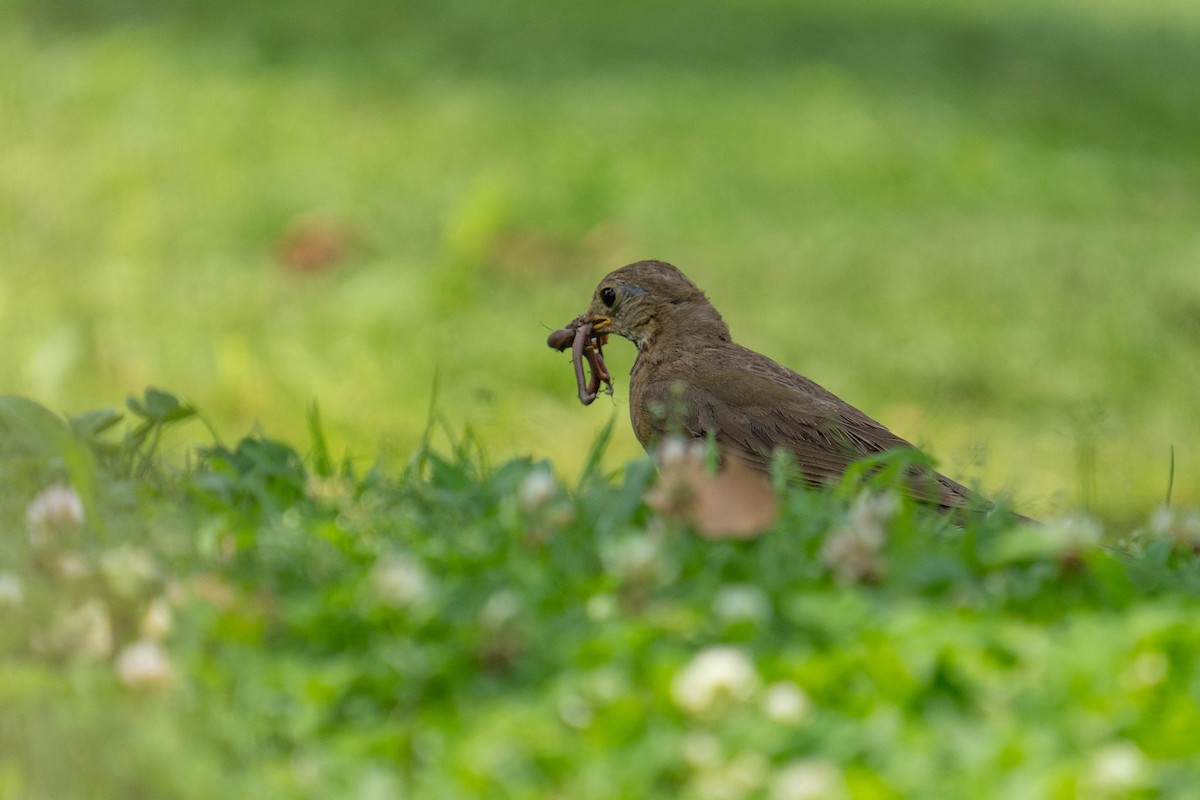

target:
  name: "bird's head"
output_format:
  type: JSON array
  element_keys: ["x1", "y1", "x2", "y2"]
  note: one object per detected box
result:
[{"x1": 582, "y1": 260, "x2": 730, "y2": 351}]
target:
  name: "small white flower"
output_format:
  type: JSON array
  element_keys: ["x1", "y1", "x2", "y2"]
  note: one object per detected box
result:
[
  {"x1": 1122, "y1": 651, "x2": 1168, "y2": 690},
  {"x1": 26, "y1": 484, "x2": 84, "y2": 545},
  {"x1": 657, "y1": 435, "x2": 705, "y2": 466},
  {"x1": 371, "y1": 553, "x2": 430, "y2": 609},
  {"x1": 691, "y1": 752, "x2": 770, "y2": 800},
  {"x1": 821, "y1": 493, "x2": 895, "y2": 585},
  {"x1": 713, "y1": 584, "x2": 771, "y2": 626},
  {"x1": 724, "y1": 753, "x2": 770, "y2": 797},
  {"x1": 289, "y1": 753, "x2": 322, "y2": 791},
  {"x1": 604, "y1": 535, "x2": 674, "y2": 585},
  {"x1": 304, "y1": 476, "x2": 354, "y2": 505},
  {"x1": 770, "y1": 759, "x2": 844, "y2": 800},
  {"x1": 671, "y1": 646, "x2": 760, "y2": 716},
  {"x1": 557, "y1": 694, "x2": 594, "y2": 730},
  {"x1": 585, "y1": 666, "x2": 629, "y2": 703},
  {"x1": 1053, "y1": 514, "x2": 1104, "y2": 546},
  {"x1": 55, "y1": 598, "x2": 113, "y2": 661},
  {"x1": 99, "y1": 545, "x2": 158, "y2": 599},
  {"x1": 139, "y1": 598, "x2": 173, "y2": 641},
  {"x1": 116, "y1": 640, "x2": 173, "y2": 690},
  {"x1": 480, "y1": 589, "x2": 521, "y2": 630},
  {"x1": 694, "y1": 752, "x2": 769, "y2": 800},
  {"x1": 1149, "y1": 506, "x2": 1174, "y2": 533},
  {"x1": 681, "y1": 733, "x2": 723, "y2": 769},
  {"x1": 1149, "y1": 506, "x2": 1200, "y2": 549},
  {"x1": 518, "y1": 468, "x2": 557, "y2": 513},
  {"x1": 0, "y1": 573, "x2": 23, "y2": 609},
  {"x1": 1087, "y1": 741, "x2": 1147, "y2": 794},
  {"x1": 821, "y1": 527, "x2": 884, "y2": 585},
  {"x1": 586, "y1": 593, "x2": 617, "y2": 621},
  {"x1": 55, "y1": 551, "x2": 92, "y2": 582},
  {"x1": 850, "y1": 491, "x2": 899, "y2": 530},
  {"x1": 762, "y1": 681, "x2": 811, "y2": 724}
]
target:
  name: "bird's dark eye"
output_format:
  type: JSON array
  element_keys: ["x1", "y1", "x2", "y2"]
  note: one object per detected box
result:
[{"x1": 600, "y1": 287, "x2": 617, "y2": 307}]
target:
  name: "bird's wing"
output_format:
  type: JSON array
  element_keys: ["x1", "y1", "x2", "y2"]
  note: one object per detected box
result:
[{"x1": 639, "y1": 346, "x2": 979, "y2": 510}]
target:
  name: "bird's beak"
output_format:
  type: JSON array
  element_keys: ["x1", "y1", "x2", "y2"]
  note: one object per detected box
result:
[{"x1": 585, "y1": 315, "x2": 613, "y2": 334}]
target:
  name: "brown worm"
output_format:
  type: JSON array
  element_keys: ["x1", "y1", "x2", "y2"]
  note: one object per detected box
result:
[
  {"x1": 546, "y1": 326, "x2": 575, "y2": 351},
  {"x1": 547, "y1": 318, "x2": 613, "y2": 405},
  {"x1": 584, "y1": 337, "x2": 610, "y2": 397},
  {"x1": 572, "y1": 323, "x2": 595, "y2": 404}
]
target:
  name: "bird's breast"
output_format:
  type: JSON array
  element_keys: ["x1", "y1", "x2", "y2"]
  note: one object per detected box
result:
[{"x1": 628, "y1": 354, "x2": 653, "y2": 447}]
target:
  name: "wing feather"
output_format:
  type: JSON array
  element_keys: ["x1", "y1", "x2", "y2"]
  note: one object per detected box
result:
[{"x1": 635, "y1": 344, "x2": 980, "y2": 510}]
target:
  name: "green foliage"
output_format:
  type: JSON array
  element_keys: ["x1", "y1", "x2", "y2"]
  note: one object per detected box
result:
[
  {"x1": 2, "y1": 0, "x2": 1198, "y2": 520},
  {"x1": 194, "y1": 437, "x2": 310, "y2": 515},
  {"x1": 1, "y1": 391, "x2": 1200, "y2": 798},
  {"x1": 0, "y1": 395, "x2": 105, "y2": 538}
]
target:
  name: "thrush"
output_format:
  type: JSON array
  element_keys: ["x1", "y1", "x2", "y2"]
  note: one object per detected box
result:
[{"x1": 550, "y1": 259, "x2": 1027, "y2": 518}]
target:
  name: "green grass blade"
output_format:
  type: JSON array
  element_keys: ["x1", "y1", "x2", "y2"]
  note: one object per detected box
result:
[
  {"x1": 1166, "y1": 444, "x2": 1176, "y2": 508},
  {"x1": 307, "y1": 402, "x2": 334, "y2": 478},
  {"x1": 576, "y1": 412, "x2": 616, "y2": 491}
]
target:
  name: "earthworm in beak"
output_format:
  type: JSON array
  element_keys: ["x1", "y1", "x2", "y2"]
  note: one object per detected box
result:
[{"x1": 547, "y1": 318, "x2": 613, "y2": 405}]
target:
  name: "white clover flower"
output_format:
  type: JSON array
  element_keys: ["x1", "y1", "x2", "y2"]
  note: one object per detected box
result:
[
  {"x1": 99, "y1": 545, "x2": 158, "y2": 599},
  {"x1": 518, "y1": 467, "x2": 557, "y2": 513},
  {"x1": 681, "y1": 733, "x2": 723, "y2": 769},
  {"x1": 557, "y1": 693, "x2": 594, "y2": 730},
  {"x1": 0, "y1": 573, "x2": 23, "y2": 610},
  {"x1": 55, "y1": 551, "x2": 92, "y2": 582},
  {"x1": 1085, "y1": 741, "x2": 1147, "y2": 795},
  {"x1": 116, "y1": 640, "x2": 173, "y2": 690},
  {"x1": 821, "y1": 526, "x2": 884, "y2": 585},
  {"x1": 849, "y1": 491, "x2": 899, "y2": 531},
  {"x1": 693, "y1": 752, "x2": 769, "y2": 800},
  {"x1": 770, "y1": 759, "x2": 844, "y2": 800},
  {"x1": 762, "y1": 681, "x2": 811, "y2": 725},
  {"x1": 480, "y1": 589, "x2": 521, "y2": 630},
  {"x1": 713, "y1": 584, "x2": 771, "y2": 626},
  {"x1": 304, "y1": 476, "x2": 354, "y2": 505},
  {"x1": 1034, "y1": 514, "x2": 1103, "y2": 558},
  {"x1": 55, "y1": 598, "x2": 113, "y2": 661},
  {"x1": 1149, "y1": 506, "x2": 1174, "y2": 533},
  {"x1": 726, "y1": 753, "x2": 769, "y2": 796},
  {"x1": 671, "y1": 646, "x2": 760, "y2": 716},
  {"x1": 371, "y1": 553, "x2": 431, "y2": 609},
  {"x1": 26, "y1": 484, "x2": 84, "y2": 546},
  {"x1": 604, "y1": 535, "x2": 673, "y2": 585},
  {"x1": 1149, "y1": 506, "x2": 1200, "y2": 537},
  {"x1": 586, "y1": 593, "x2": 617, "y2": 621},
  {"x1": 585, "y1": 666, "x2": 629, "y2": 703},
  {"x1": 821, "y1": 492, "x2": 895, "y2": 585},
  {"x1": 289, "y1": 753, "x2": 322, "y2": 791},
  {"x1": 691, "y1": 752, "x2": 770, "y2": 800},
  {"x1": 1126, "y1": 651, "x2": 1169, "y2": 689},
  {"x1": 139, "y1": 597, "x2": 173, "y2": 641},
  {"x1": 656, "y1": 435, "x2": 700, "y2": 468},
  {"x1": 1148, "y1": 506, "x2": 1200, "y2": 549}
]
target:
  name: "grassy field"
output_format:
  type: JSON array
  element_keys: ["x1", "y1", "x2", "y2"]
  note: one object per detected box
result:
[
  {"x1": 3, "y1": 0, "x2": 1199, "y2": 522},
  {"x1": 3, "y1": 391, "x2": 1200, "y2": 799},
  {"x1": 3, "y1": 1, "x2": 1200, "y2": 795}
]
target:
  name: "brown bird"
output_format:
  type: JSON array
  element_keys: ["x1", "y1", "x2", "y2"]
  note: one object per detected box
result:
[{"x1": 550, "y1": 259, "x2": 1027, "y2": 518}]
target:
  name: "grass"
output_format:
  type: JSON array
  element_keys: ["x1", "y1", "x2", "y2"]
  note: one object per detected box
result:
[
  {"x1": 3, "y1": 389, "x2": 1200, "y2": 798},
  {"x1": 3, "y1": 3, "x2": 1200, "y2": 792},
  {"x1": 1, "y1": 0, "x2": 1198, "y2": 523}
]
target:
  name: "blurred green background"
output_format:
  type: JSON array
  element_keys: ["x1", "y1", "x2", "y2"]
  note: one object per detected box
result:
[{"x1": 3, "y1": 0, "x2": 1199, "y2": 522}]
